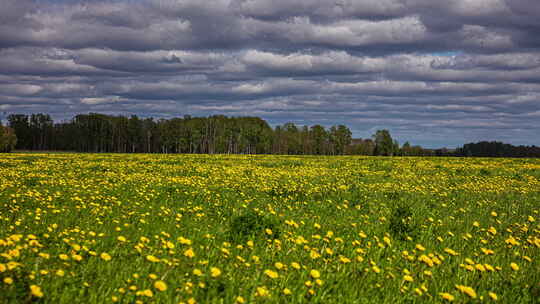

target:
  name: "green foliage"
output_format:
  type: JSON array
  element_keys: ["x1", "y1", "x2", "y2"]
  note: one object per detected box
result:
[
  {"x1": 388, "y1": 204, "x2": 417, "y2": 240},
  {"x1": 0, "y1": 123, "x2": 17, "y2": 153},
  {"x1": 228, "y1": 211, "x2": 281, "y2": 242}
]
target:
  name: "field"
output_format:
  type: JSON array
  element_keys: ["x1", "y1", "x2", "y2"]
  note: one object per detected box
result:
[{"x1": 1, "y1": 154, "x2": 539, "y2": 303}]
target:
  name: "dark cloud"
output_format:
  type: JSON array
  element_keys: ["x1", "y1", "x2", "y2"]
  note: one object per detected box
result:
[{"x1": 0, "y1": 0, "x2": 539, "y2": 147}]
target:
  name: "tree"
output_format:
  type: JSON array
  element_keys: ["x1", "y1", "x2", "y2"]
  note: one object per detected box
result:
[
  {"x1": 373, "y1": 129, "x2": 394, "y2": 156},
  {"x1": 0, "y1": 122, "x2": 17, "y2": 152}
]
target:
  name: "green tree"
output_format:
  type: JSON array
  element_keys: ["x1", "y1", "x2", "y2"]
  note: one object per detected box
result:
[
  {"x1": 0, "y1": 122, "x2": 17, "y2": 152},
  {"x1": 373, "y1": 129, "x2": 394, "y2": 156}
]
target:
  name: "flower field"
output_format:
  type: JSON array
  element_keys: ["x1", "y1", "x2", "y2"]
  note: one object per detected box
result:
[{"x1": 1, "y1": 153, "x2": 539, "y2": 303}]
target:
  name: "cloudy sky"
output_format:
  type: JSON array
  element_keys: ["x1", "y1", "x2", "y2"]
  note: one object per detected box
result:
[{"x1": 1, "y1": 0, "x2": 539, "y2": 147}]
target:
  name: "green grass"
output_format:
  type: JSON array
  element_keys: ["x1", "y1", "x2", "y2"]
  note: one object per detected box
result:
[{"x1": 0, "y1": 153, "x2": 539, "y2": 303}]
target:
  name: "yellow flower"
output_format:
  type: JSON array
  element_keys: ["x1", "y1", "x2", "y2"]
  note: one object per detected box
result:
[
  {"x1": 256, "y1": 286, "x2": 269, "y2": 297},
  {"x1": 339, "y1": 256, "x2": 351, "y2": 263},
  {"x1": 56, "y1": 269, "x2": 65, "y2": 277},
  {"x1": 142, "y1": 289, "x2": 153, "y2": 297},
  {"x1": 146, "y1": 255, "x2": 160, "y2": 263},
  {"x1": 117, "y1": 236, "x2": 127, "y2": 242},
  {"x1": 274, "y1": 262, "x2": 284, "y2": 270},
  {"x1": 236, "y1": 296, "x2": 246, "y2": 303},
  {"x1": 403, "y1": 275, "x2": 414, "y2": 282},
  {"x1": 291, "y1": 262, "x2": 301, "y2": 270},
  {"x1": 154, "y1": 280, "x2": 167, "y2": 292},
  {"x1": 193, "y1": 268, "x2": 203, "y2": 276},
  {"x1": 439, "y1": 292, "x2": 455, "y2": 301},
  {"x1": 310, "y1": 269, "x2": 321, "y2": 279},
  {"x1": 510, "y1": 262, "x2": 519, "y2": 271},
  {"x1": 59, "y1": 254, "x2": 69, "y2": 260},
  {"x1": 265, "y1": 228, "x2": 273, "y2": 235},
  {"x1": 178, "y1": 237, "x2": 192, "y2": 245},
  {"x1": 455, "y1": 285, "x2": 477, "y2": 298},
  {"x1": 72, "y1": 254, "x2": 83, "y2": 262},
  {"x1": 264, "y1": 269, "x2": 279, "y2": 279},
  {"x1": 444, "y1": 248, "x2": 458, "y2": 256},
  {"x1": 184, "y1": 248, "x2": 195, "y2": 258},
  {"x1": 30, "y1": 285, "x2": 44, "y2": 298},
  {"x1": 100, "y1": 252, "x2": 111, "y2": 261},
  {"x1": 211, "y1": 267, "x2": 222, "y2": 278},
  {"x1": 372, "y1": 265, "x2": 381, "y2": 273},
  {"x1": 489, "y1": 292, "x2": 498, "y2": 301},
  {"x1": 283, "y1": 288, "x2": 292, "y2": 295},
  {"x1": 3, "y1": 277, "x2": 13, "y2": 284},
  {"x1": 415, "y1": 244, "x2": 425, "y2": 251}
]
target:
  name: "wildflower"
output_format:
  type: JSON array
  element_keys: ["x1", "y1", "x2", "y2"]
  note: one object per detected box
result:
[
  {"x1": 310, "y1": 269, "x2": 321, "y2": 279},
  {"x1": 211, "y1": 267, "x2": 222, "y2": 278},
  {"x1": 291, "y1": 262, "x2": 301, "y2": 270},
  {"x1": 264, "y1": 269, "x2": 279, "y2": 279},
  {"x1": 100, "y1": 252, "x2": 111, "y2": 261},
  {"x1": 283, "y1": 288, "x2": 292, "y2": 295},
  {"x1": 256, "y1": 286, "x2": 269, "y2": 297},
  {"x1": 439, "y1": 292, "x2": 455, "y2": 301},
  {"x1": 193, "y1": 268, "x2": 203, "y2": 276},
  {"x1": 30, "y1": 285, "x2": 44, "y2": 298},
  {"x1": 154, "y1": 280, "x2": 167, "y2": 291},
  {"x1": 510, "y1": 262, "x2": 519, "y2": 271},
  {"x1": 146, "y1": 255, "x2": 160, "y2": 263},
  {"x1": 403, "y1": 275, "x2": 414, "y2": 282},
  {"x1": 3, "y1": 277, "x2": 13, "y2": 284},
  {"x1": 455, "y1": 285, "x2": 477, "y2": 298},
  {"x1": 274, "y1": 262, "x2": 284, "y2": 270},
  {"x1": 489, "y1": 292, "x2": 498, "y2": 300},
  {"x1": 236, "y1": 296, "x2": 245, "y2": 303},
  {"x1": 184, "y1": 248, "x2": 195, "y2": 258},
  {"x1": 117, "y1": 236, "x2": 127, "y2": 242}
]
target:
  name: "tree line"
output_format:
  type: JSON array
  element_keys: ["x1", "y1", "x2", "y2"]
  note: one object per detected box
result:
[{"x1": 2, "y1": 113, "x2": 539, "y2": 157}]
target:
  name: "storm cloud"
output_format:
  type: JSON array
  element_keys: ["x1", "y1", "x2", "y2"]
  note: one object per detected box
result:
[{"x1": 1, "y1": 0, "x2": 539, "y2": 147}]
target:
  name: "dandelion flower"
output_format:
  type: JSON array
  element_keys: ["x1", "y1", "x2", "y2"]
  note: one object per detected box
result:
[
  {"x1": 30, "y1": 285, "x2": 44, "y2": 298},
  {"x1": 211, "y1": 267, "x2": 222, "y2": 278},
  {"x1": 154, "y1": 280, "x2": 167, "y2": 292}
]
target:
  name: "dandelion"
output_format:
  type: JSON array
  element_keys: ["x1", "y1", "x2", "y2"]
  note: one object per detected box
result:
[
  {"x1": 146, "y1": 255, "x2": 160, "y2": 263},
  {"x1": 100, "y1": 252, "x2": 111, "y2": 261},
  {"x1": 264, "y1": 269, "x2": 279, "y2": 279},
  {"x1": 211, "y1": 267, "x2": 222, "y2": 278},
  {"x1": 403, "y1": 275, "x2": 414, "y2": 282},
  {"x1": 455, "y1": 285, "x2": 477, "y2": 298},
  {"x1": 236, "y1": 296, "x2": 246, "y2": 303},
  {"x1": 439, "y1": 292, "x2": 455, "y2": 301},
  {"x1": 255, "y1": 286, "x2": 269, "y2": 297},
  {"x1": 193, "y1": 268, "x2": 203, "y2": 276},
  {"x1": 3, "y1": 277, "x2": 13, "y2": 284},
  {"x1": 489, "y1": 292, "x2": 498, "y2": 300},
  {"x1": 154, "y1": 280, "x2": 167, "y2": 291},
  {"x1": 283, "y1": 288, "x2": 292, "y2": 295},
  {"x1": 30, "y1": 285, "x2": 44, "y2": 298},
  {"x1": 510, "y1": 262, "x2": 519, "y2": 271},
  {"x1": 184, "y1": 248, "x2": 195, "y2": 258},
  {"x1": 310, "y1": 269, "x2": 321, "y2": 279},
  {"x1": 291, "y1": 262, "x2": 301, "y2": 270}
]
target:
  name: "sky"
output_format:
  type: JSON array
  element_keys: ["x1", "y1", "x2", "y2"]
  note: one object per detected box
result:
[{"x1": 1, "y1": 0, "x2": 540, "y2": 148}]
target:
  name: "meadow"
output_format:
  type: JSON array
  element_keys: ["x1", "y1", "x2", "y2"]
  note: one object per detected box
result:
[{"x1": 0, "y1": 153, "x2": 539, "y2": 303}]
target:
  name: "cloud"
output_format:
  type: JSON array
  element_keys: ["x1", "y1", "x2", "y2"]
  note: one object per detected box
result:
[{"x1": 0, "y1": 0, "x2": 539, "y2": 147}]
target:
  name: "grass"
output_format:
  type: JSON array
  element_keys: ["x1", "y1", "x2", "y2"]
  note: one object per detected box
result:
[{"x1": 0, "y1": 153, "x2": 539, "y2": 303}]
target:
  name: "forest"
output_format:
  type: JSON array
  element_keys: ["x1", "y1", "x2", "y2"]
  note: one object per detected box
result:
[{"x1": 2, "y1": 113, "x2": 540, "y2": 157}]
